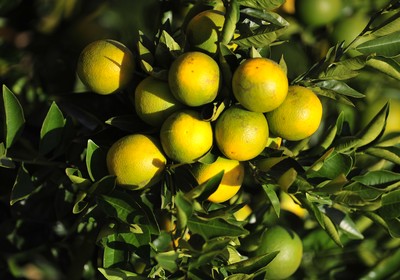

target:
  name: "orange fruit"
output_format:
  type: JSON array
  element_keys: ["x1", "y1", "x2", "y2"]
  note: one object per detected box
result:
[
  {"x1": 190, "y1": 157, "x2": 245, "y2": 203},
  {"x1": 168, "y1": 51, "x2": 220, "y2": 107},
  {"x1": 160, "y1": 109, "x2": 213, "y2": 163},
  {"x1": 77, "y1": 39, "x2": 135, "y2": 95},
  {"x1": 232, "y1": 57, "x2": 288, "y2": 113},
  {"x1": 134, "y1": 75, "x2": 183, "y2": 127},
  {"x1": 215, "y1": 105, "x2": 269, "y2": 161},
  {"x1": 106, "y1": 134, "x2": 166, "y2": 190},
  {"x1": 266, "y1": 85, "x2": 323, "y2": 141}
]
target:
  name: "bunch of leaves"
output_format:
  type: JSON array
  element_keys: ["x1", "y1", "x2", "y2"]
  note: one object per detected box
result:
[{"x1": 1, "y1": 0, "x2": 400, "y2": 279}]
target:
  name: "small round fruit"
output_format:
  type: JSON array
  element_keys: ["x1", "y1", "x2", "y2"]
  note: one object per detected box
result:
[
  {"x1": 191, "y1": 157, "x2": 245, "y2": 203},
  {"x1": 215, "y1": 105, "x2": 269, "y2": 161},
  {"x1": 232, "y1": 57, "x2": 288, "y2": 113},
  {"x1": 266, "y1": 85, "x2": 323, "y2": 141},
  {"x1": 256, "y1": 225, "x2": 303, "y2": 280},
  {"x1": 160, "y1": 110, "x2": 213, "y2": 163},
  {"x1": 296, "y1": 0, "x2": 342, "y2": 27},
  {"x1": 186, "y1": 10, "x2": 225, "y2": 55},
  {"x1": 106, "y1": 134, "x2": 166, "y2": 190},
  {"x1": 134, "y1": 76, "x2": 183, "y2": 127},
  {"x1": 77, "y1": 39, "x2": 135, "y2": 95},
  {"x1": 168, "y1": 52, "x2": 220, "y2": 107}
]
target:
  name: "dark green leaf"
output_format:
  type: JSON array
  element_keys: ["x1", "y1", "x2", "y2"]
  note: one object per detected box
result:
[
  {"x1": 175, "y1": 191, "x2": 193, "y2": 230},
  {"x1": 360, "y1": 248, "x2": 400, "y2": 280},
  {"x1": 224, "y1": 273, "x2": 254, "y2": 280},
  {"x1": 89, "y1": 175, "x2": 116, "y2": 196},
  {"x1": 40, "y1": 102, "x2": 65, "y2": 154},
  {"x1": 10, "y1": 165, "x2": 35, "y2": 205},
  {"x1": 378, "y1": 189, "x2": 400, "y2": 219},
  {"x1": 233, "y1": 25, "x2": 282, "y2": 48},
  {"x1": 237, "y1": 0, "x2": 285, "y2": 10},
  {"x1": 352, "y1": 170, "x2": 400, "y2": 187},
  {"x1": 262, "y1": 184, "x2": 280, "y2": 217},
  {"x1": 314, "y1": 80, "x2": 365, "y2": 98},
  {"x1": 343, "y1": 182, "x2": 384, "y2": 201},
  {"x1": 185, "y1": 170, "x2": 223, "y2": 201},
  {"x1": 311, "y1": 87, "x2": 355, "y2": 106},
  {"x1": 324, "y1": 207, "x2": 364, "y2": 240},
  {"x1": 2, "y1": 85, "x2": 25, "y2": 148},
  {"x1": 357, "y1": 31, "x2": 400, "y2": 57},
  {"x1": 308, "y1": 150, "x2": 353, "y2": 180},
  {"x1": 240, "y1": 8, "x2": 289, "y2": 27},
  {"x1": 187, "y1": 216, "x2": 248, "y2": 240},
  {"x1": 224, "y1": 251, "x2": 279, "y2": 274},
  {"x1": 86, "y1": 139, "x2": 108, "y2": 182}
]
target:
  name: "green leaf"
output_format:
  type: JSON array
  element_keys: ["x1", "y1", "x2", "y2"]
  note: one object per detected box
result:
[
  {"x1": 86, "y1": 139, "x2": 108, "y2": 182},
  {"x1": 221, "y1": 0, "x2": 240, "y2": 44},
  {"x1": 224, "y1": 273, "x2": 254, "y2": 280},
  {"x1": 72, "y1": 192, "x2": 88, "y2": 214},
  {"x1": 65, "y1": 167, "x2": 92, "y2": 189},
  {"x1": 352, "y1": 170, "x2": 400, "y2": 187},
  {"x1": 89, "y1": 175, "x2": 116, "y2": 196},
  {"x1": 322, "y1": 212, "x2": 343, "y2": 247},
  {"x1": 262, "y1": 184, "x2": 280, "y2": 217},
  {"x1": 240, "y1": 8, "x2": 289, "y2": 27},
  {"x1": 40, "y1": 102, "x2": 65, "y2": 154},
  {"x1": 366, "y1": 56, "x2": 400, "y2": 80},
  {"x1": 371, "y1": 13, "x2": 400, "y2": 37},
  {"x1": 365, "y1": 146, "x2": 400, "y2": 165},
  {"x1": 233, "y1": 25, "x2": 282, "y2": 48},
  {"x1": 324, "y1": 207, "x2": 364, "y2": 240},
  {"x1": 343, "y1": 182, "x2": 384, "y2": 201},
  {"x1": 2, "y1": 85, "x2": 25, "y2": 148},
  {"x1": 355, "y1": 102, "x2": 389, "y2": 148},
  {"x1": 175, "y1": 191, "x2": 194, "y2": 230},
  {"x1": 237, "y1": 0, "x2": 285, "y2": 10},
  {"x1": 224, "y1": 251, "x2": 279, "y2": 274},
  {"x1": 378, "y1": 189, "x2": 400, "y2": 219},
  {"x1": 98, "y1": 268, "x2": 146, "y2": 280},
  {"x1": 308, "y1": 150, "x2": 353, "y2": 180},
  {"x1": 311, "y1": 87, "x2": 355, "y2": 106},
  {"x1": 185, "y1": 170, "x2": 223, "y2": 201},
  {"x1": 155, "y1": 251, "x2": 178, "y2": 273},
  {"x1": 137, "y1": 40, "x2": 154, "y2": 74},
  {"x1": 314, "y1": 80, "x2": 365, "y2": 98},
  {"x1": 356, "y1": 31, "x2": 400, "y2": 57},
  {"x1": 187, "y1": 216, "x2": 249, "y2": 240},
  {"x1": 10, "y1": 165, "x2": 35, "y2": 205}
]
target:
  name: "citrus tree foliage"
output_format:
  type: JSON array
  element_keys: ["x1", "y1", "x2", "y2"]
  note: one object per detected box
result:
[{"x1": 1, "y1": 0, "x2": 400, "y2": 279}]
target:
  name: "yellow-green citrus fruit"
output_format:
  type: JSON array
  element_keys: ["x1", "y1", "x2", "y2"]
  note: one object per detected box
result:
[
  {"x1": 232, "y1": 57, "x2": 288, "y2": 113},
  {"x1": 296, "y1": 0, "x2": 342, "y2": 27},
  {"x1": 168, "y1": 51, "x2": 220, "y2": 107},
  {"x1": 215, "y1": 105, "x2": 269, "y2": 161},
  {"x1": 266, "y1": 85, "x2": 323, "y2": 141},
  {"x1": 134, "y1": 75, "x2": 184, "y2": 127},
  {"x1": 106, "y1": 134, "x2": 166, "y2": 190},
  {"x1": 190, "y1": 157, "x2": 245, "y2": 203},
  {"x1": 160, "y1": 110, "x2": 213, "y2": 163},
  {"x1": 186, "y1": 10, "x2": 225, "y2": 56},
  {"x1": 256, "y1": 225, "x2": 303, "y2": 280},
  {"x1": 77, "y1": 39, "x2": 135, "y2": 95}
]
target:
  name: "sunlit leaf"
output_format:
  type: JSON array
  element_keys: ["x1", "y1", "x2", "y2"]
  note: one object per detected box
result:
[
  {"x1": 366, "y1": 56, "x2": 400, "y2": 80},
  {"x1": 224, "y1": 251, "x2": 279, "y2": 274},
  {"x1": 378, "y1": 189, "x2": 400, "y2": 219},
  {"x1": 2, "y1": 85, "x2": 25, "y2": 148},
  {"x1": 240, "y1": 8, "x2": 289, "y2": 27},
  {"x1": 308, "y1": 150, "x2": 353, "y2": 180},
  {"x1": 262, "y1": 184, "x2": 280, "y2": 217},
  {"x1": 98, "y1": 268, "x2": 146, "y2": 280},
  {"x1": 314, "y1": 80, "x2": 365, "y2": 98},
  {"x1": 40, "y1": 102, "x2": 65, "y2": 154},
  {"x1": 221, "y1": 0, "x2": 240, "y2": 44},
  {"x1": 365, "y1": 146, "x2": 400, "y2": 165},
  {"x1": 65, "y1": 167, "x2": 91, "y2": 188},
  {"x1": 155, "y1": 251, "x2": 178, "y2": 273},
  {"x1": 324, "y1": 207, "x2": 364, "y2": 240},
  {"x1": 357, "y1": 31, "x2": 400, "y2": 57}
]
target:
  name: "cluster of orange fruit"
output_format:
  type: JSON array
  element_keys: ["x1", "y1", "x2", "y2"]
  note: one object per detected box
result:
[{"x1": 75, "y1": 8, "x2": 322, "y2": 207}]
